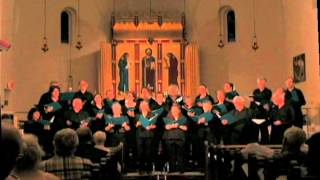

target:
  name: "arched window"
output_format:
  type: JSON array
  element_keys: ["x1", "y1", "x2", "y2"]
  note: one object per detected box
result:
[
  {"x1": 226, "y1": 10, "x2": 236, "y2": 42},
  {"x1": 61, "y1": 11, "x2": 70, "y2": 43}
]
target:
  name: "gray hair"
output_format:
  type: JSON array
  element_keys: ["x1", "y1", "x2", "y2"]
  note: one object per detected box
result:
[
  {"x1": 93, "y1": 131, "x2": 107, "y2": 145},
  {"x1": 54, "y1": 128, "x2": 79, "y2": 156},
  {"x1": 15, "y1": 134, "x2": 44, "y2": 171}
]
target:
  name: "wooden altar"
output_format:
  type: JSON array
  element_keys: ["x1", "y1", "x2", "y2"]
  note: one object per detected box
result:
[{"x1": 99, "y1": 13, "x2": 200, "y2": 97}]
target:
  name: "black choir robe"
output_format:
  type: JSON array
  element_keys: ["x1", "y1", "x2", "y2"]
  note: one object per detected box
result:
[
  {"x1": 285, "y1": 88, "x2": 306, "y2": 128},
  {"x1": 270, "y1": 104, "x2": 295, "y2": 144},
  {"x1": 73, "y1": 90, "x2": 94, "y2": 113}
]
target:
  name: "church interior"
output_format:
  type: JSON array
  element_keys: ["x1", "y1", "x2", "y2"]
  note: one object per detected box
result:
[{"x1": 1, "y1": 0, "x2": 320, "y2": 179}]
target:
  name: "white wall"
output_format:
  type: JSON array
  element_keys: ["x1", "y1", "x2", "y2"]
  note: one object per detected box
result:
[
  {"x1": 1, "y1": 0, "x2": 319, "y2": 122},
  {"x1": 283, "y1": 0, "x2": 320, "y2": 123}
]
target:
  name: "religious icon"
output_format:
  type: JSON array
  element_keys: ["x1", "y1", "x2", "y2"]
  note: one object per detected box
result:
[
  {"x1": 164, "y1": 52, "x2": 178, "y2": 85},
  {"x1": 118, "y1": 52, "x2": 129, "y2": 92},
  {"x1": 293, "y1": 53, "x2": 306, "y2": 83},
  {"x1": 142, "y1": 48, "x2": 156, "y2": 91}
]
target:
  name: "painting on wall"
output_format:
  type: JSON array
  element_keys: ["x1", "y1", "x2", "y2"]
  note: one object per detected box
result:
[{"x1": 293, "y1": 53, "x2": 306, "y2": 83}]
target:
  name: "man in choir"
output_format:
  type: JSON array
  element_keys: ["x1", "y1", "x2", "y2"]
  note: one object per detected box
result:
[
  {"x1": 221, "y1": 96, "x2": 254, "y2": 144},
  {"x1": 270, "y1": 88, "x2": 295, "y2": 144},
  {"x1": 250, "y1": 77, "x2": 272, "y2": 144},
  {"x1": 223, "y1": 82, "x2": 239, "y2": 110},
  {"x1": 73, "y1": 80, "x2": 94, "y2": 113},
  {"x1": 285, "y1": 77, "x2": 306, "y2": 128},
  {"x1": 165, "y1": 84, "x2": 184, "y2": 111},
  {"x1": 195, "y1": 84, "x2": 215, "y2": 107},
  {"x1": 64, "y1": 98, "x2": 90, "y2": 130}
]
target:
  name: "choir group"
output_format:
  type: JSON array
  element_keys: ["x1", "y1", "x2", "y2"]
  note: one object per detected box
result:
[{"x1": 23, "y1": 76, "x2": 306, "y2": 174}]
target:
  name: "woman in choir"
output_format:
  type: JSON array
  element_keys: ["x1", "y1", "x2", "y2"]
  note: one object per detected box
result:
[
  {"x1": 195, "y1": 84, "x2": 215, "y2": 107},
  {"x1": 163, "y1": 103, "x2": 188, "y2": 173},
  {"x1": 182, "y1": 96, "x2": 202, "y2": 164},
  {"x1": 105, "y1": 102, "x2": 130, "y2": 146},
  {"x1": 38, "y1": 86, "x2": 65, "y2": 133},
  {"x1": 103, "y1": 89, "x2": 117, "y2": 114},
  {"x1": 213, "y1": 90, "x2": 231, "y2": 145},
  {"x1": 25, "y1": 107, "x2": 52, "y2": 155},
  {"x1": 136, "y1": 87, "x2": 157, "y2": 110},
  {"x1": 192, "y1": 100, "x2": 218, "y2": 167},
  {"x1": 270, "y1": 88, "x2": 295, "y2": 144},
  {"x1": 136, "y1": 101, "x2": 158, "y2": 174},
  {"x1": 105, "y1": 102, "x2": 131, "y2": 171},
  {"x1": 89, "y1": 93, "x2": 105, "y2": 133},
  {"x1": 223, "y1": 82, "x2": 239, "y2": 110},
  {"x1": 119, "y1": 91, "x2": 138, "y2": 168},
  {"x1": 221, "y1": 96, "x2": 254, "y2": 145},
  {"x1": 165, "y1": 84, "x2": 184, "y2": 111},
  {"x1": 152, "y1": 92, "x2": 168, "y2": 168}
]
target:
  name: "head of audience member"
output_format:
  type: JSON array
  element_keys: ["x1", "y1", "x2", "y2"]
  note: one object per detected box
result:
[
  {"x1": 281, "y1": 127, "x2": 306, "y2": 155},
  {"x1": 1, "y1": 122, "x2": 23, "y2": 179},
  {"x1": 27, "y1": 107, "x2": 42, "y2": 121},
  {"x1": 168, "y1": 84, "x2": 180, "y2": 98},
  {"x1": 49, "y1": 86, "x2": 60, "y2": 100},
  {"x1": 93, "y1": 131, "x2": 107, "y2": 146},
  {"x1": 216, "y1": 90, "x2": 226, "y2": 104},
  {"x1": 184, "y1": 96, "x2": 194, "y2": 107},
  {"x1": 272, "y1": 88, "x2": 285, "y2": 107},
  {"x1": 14, "y1": 134, "x2": 44, "y2": 172},
  {"x1": 155, "y1": 92, "x2": 165, "y2": 104},
  {"x1": 285, "y1": 77, "x2": 295, "y2": 90},
  {"x1": 198, "y1": 84, "x2": 208, "y2": 96},
  {"x1": 223, "y1": 82, "x2": 234, "y2": 93},
  {"x1": 53, "y1": 128, "x2": 79, "y2": 157},
  {"x1": 112, "y1": 102, "x2": 122, "y2": 116},
  {"x1": 257, "y1": 77, "x2": 267, "y2": 90},
  {"x1": 306, "y1": 132, "x2": 320, "y2": 175},
  {"x1": 72, "y1": 98, "x2": 83, "y2": 113},
  {"x1": 202, "y1": 100, "x2": 213, "y2": 112},
  {"x1": 105, "y1": 89, "x2": 115, "y2": 100},
  {"x1": 79, "y1": 80, "x2": 89, "y2": 93},
  {"x1": 76, "y1": 127, "x2": 93, "y2": 144},
  {"x1": 126, "y1": 91, "x2": 136, "y2": 102},
  {"x1": 169, "y1": 103, "x2": 182, "y2": 120},
  {"x1": 93, "y1": 94, "x2": 103, "y2": 107},
  {"x1": 139, "y1": 100, "x2": 150, "y2": 114},
  {"x1": 233, "y1": 96, "x2": 246, "y2": 112}
]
